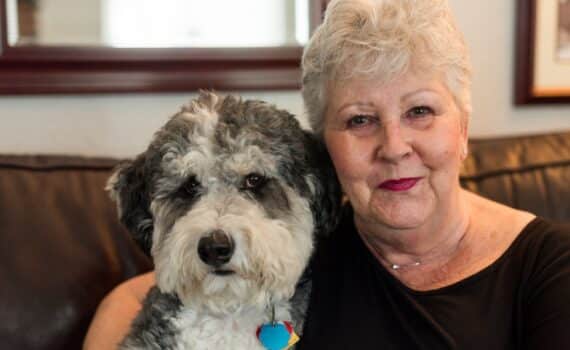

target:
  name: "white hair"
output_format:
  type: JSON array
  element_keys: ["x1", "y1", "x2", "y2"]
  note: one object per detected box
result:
[{"x1": 302, "y1": 0, "x2": 472, "y2": 135}]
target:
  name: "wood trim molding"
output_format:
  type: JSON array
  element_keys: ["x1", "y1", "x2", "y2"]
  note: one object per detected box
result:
[{"x1": 0, "y1": 0, "x2": 323, "y2": 94}]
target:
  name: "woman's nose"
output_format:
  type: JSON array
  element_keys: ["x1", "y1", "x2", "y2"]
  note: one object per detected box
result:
[{"x1": 375, "y1": 122, "x2": 412, "y2": 163}]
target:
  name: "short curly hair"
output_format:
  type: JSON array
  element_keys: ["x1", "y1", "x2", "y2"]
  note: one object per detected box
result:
[{"x1": 302, "y1": 0, "x2": 472, "y2": 135}]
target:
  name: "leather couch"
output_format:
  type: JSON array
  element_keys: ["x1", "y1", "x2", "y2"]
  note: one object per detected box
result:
[{"x1": 1, "y1": 130, "x2": 569, "y2": 350}]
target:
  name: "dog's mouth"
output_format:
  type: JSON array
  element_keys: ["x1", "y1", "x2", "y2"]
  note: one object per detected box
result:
[{"x1": 212, "y1": 269, "x2": 236, "y2": 276}]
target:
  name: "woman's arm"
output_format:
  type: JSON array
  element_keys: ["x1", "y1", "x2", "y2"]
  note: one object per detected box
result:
[{"x1": 83, "y1": 271, "x2": 155, "y2": 350}]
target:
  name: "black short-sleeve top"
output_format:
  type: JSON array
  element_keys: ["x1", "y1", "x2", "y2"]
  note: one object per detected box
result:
[{"x1": 297, "y1": 207, "x2": 570, "y2": 350}]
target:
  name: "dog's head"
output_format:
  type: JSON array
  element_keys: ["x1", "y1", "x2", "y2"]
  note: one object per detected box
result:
[{"x1": 108, "y1": 92, "x2": 340, "y2": 312}]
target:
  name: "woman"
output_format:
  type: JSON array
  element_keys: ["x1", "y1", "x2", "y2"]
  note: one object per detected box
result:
[{"x1": 85, "y1": 0, "x2": 570, "y2": 348}]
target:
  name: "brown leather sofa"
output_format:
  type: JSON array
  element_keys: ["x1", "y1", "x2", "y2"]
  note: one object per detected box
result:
[{"x1": 1, "y1": 130, "x2": 569, "y2": 350}]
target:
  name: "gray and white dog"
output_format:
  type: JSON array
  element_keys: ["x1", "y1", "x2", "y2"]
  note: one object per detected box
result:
[{"x1": 107, "y1": 91, "x2": 340, "y2": 349}]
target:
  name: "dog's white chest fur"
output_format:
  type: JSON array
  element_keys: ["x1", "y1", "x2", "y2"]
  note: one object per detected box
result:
[{"x1": 172, "y1": 305, "x2": 291, "y2": 350}]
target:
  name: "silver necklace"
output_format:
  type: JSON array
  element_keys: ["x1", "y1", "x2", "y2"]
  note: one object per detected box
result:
[
  {"x1": 390, "y1": 261, "x2": 421, "y2": 270},
  {"x1": 385, "y1": 227, "x2": 469, "y2": 271}
]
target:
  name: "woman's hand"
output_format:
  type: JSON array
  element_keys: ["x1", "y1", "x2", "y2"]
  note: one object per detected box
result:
[{"x1": 83, "y1": 271, "x2": 155, "y2": 350}]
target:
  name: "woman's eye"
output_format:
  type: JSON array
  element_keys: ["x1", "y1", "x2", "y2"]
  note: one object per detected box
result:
[
  {"x1": 407, "y1": 106, "x2": 433, "y2": 118},
  {"x1": 347, "y1": 115, "x2": 374, "y2": 128}
]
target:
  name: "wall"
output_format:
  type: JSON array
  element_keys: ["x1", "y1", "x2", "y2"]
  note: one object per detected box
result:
[
  {"x1": 0, "y1": 92, "x2": 305, "y2": 158},
  {"x1": 0, "y1": 0, "x2": 569, "y2": 158},
  {"x1": 450, "y1": 0, "x2": 569, "y2": 136}
]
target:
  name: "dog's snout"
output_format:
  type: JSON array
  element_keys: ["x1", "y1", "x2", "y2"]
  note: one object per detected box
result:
[{"x1": 197, "y1": 230, "x2": 235, "y2": 267}]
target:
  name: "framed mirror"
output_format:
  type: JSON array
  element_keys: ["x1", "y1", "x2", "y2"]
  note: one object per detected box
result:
[{"x1": 0, "y1": 0, "x2": 327, "y2": 94}]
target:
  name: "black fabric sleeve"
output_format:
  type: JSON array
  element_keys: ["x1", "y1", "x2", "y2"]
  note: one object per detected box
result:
[{"x1": 523, "y1": 222, "x2": 570, "y2": 349}]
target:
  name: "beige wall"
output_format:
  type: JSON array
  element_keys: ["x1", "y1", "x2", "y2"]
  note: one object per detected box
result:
[
  {"x1": 450, "y1": 0, "x2": 569, "y2": 136},
  {"x1": 0, "y1": 92, "x2": 305, "y2": 157},
  {"x1": 1, "y1": 0, "x2": 569, "y2": 157}
]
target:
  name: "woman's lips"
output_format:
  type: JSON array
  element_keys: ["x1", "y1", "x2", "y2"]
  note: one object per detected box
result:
[{"x1": 378, "y1": 177, "x2": 422, "y2": 191}]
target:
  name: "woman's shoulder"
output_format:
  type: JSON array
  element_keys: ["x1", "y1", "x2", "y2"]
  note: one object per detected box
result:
[
  {"x1": 470, "y1": 189, "x2": 570, "y2": 283},
  {"x1": 512, "y1": 217, "x2": 570, "y2": 269},
  {"x1": 465, "y1": 190, "x2": 536, "y2": 236},
  {"x1": 461, "y1": 191, "x2": 536, "y2": 274},
  {"x1": 465, "y1": 190, "x2": 570, "y2": 256}
]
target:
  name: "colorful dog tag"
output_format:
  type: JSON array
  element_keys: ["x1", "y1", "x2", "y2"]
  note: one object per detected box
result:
[{"x1": 257, "y1": 321, "x2": 299, "y2": 350}]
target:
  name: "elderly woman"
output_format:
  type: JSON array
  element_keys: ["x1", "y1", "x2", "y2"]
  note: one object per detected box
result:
[
  {"x1": 297, "y1": 0, "x2": 570, "y2": 348},
  {"x1": 85, "y1": 0, "x2": 570, "y2": 348}
]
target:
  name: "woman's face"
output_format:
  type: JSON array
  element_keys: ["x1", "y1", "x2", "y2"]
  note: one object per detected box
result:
[{"x1": 323, "y1": 71, "x2": 468, "y2": 231}]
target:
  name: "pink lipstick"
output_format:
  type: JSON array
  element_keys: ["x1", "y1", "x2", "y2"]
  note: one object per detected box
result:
[{"x1": 378, "y1": 177, "x2": 421, "y2": 191}]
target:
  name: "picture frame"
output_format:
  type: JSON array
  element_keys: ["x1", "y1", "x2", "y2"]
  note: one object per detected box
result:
[{"x1": 515, "y1": 0, "x2": 570, "y2": 104}]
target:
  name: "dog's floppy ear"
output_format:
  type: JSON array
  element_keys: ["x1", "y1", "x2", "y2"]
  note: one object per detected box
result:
[
  {"x1": 303, "y1": 131, "x2": 343, "y2": 236},
  {"x1": 107, "y1": 154, "x2": 154, "y2": 256}
]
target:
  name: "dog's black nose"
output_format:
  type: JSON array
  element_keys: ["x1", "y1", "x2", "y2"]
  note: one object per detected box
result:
[{"x1": 197, "y1": 230, "x2": 235, "y2": 267}]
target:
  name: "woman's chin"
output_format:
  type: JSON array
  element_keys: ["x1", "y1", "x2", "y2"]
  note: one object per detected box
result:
[{"x1": 369, "y1": 201, "x2": 433, "y2": 231}]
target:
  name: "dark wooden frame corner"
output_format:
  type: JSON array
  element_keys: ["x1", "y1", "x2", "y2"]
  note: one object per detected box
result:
[{"x1": 515, "y1": 0, "x2": 570, "y2": 105}]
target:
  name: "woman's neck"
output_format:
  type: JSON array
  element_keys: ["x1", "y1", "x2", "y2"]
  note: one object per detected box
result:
[{"x1": 354, "y1": 189, "x2": 472, "y2": 273}]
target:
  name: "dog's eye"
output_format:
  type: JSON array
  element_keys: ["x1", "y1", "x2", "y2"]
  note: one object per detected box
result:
[
  {"x1": 243, "y1": 173, "x2": 266, "y2": 190},
  {"x1": 181, "y1": 177, "x2": 201, "y2": 197}
]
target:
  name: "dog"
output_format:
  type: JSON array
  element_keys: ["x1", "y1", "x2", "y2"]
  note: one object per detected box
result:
[{"x1": 107, "y1": 91, "x2": 340, "y2": 349}]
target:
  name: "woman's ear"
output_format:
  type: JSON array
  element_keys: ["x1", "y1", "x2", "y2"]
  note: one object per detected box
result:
[
  {"x1": 107, "y1": 154, "x2": 154, "y2": 256},
  {"x1": 456, "y1": 109, "x2": 470, "y2": 161}
]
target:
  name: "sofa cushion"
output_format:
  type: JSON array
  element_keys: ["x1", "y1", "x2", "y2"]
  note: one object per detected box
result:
[
  {"x1": 0, "y1": 130, "x2": 568, "y2": 350},
  {"x1": 0, "y1": 155, "x2": 152, "y2": 350},
  {"x1": 461, "y1": 131, "x2": 570, "y2": 222}
]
